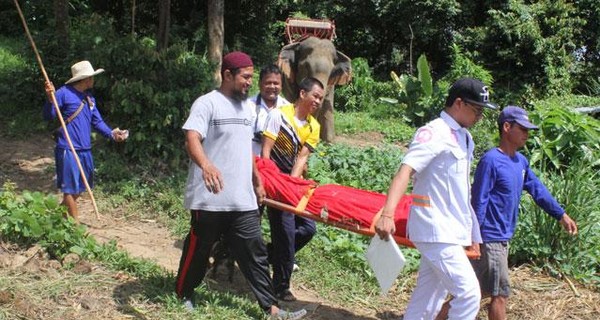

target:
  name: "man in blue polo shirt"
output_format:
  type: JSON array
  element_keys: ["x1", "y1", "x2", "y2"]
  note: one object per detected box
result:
[
  {"x1": 470, "y1": 106, "x2": 577, "y2": 320},
  {"x1": 44, "y1": 60, "x2": 128, "y2": 223}
]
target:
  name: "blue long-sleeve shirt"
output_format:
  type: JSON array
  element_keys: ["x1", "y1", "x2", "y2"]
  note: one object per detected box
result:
[
  {"x1": 471, "y1": 148, "x2": 564, "y2": 242},
  {"x1": 43, "y1": 85, "x2": 113, "y2": 150}
]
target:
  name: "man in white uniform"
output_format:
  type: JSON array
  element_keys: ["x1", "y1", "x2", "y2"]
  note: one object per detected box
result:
[
  {"x1": 375, "y1": 78, "x2": 497, "y2": 320},
  {"x1": 251, "y1": 64, "x2": 289, "y2": 156}
]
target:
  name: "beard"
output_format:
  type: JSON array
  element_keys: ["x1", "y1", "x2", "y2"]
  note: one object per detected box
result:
[{"x1": 232, "y1": 88, "x2": 249, "y2": 101}]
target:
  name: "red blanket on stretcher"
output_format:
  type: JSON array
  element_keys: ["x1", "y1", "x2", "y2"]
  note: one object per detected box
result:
[{"x1": 256, "y1": 157, "x2": 410, "y2": 238}]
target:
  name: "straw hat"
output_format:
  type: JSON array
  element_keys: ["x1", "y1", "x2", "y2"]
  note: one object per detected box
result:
[{"x1": 65, "y1": 60, "x2": 105, "y2": 84}]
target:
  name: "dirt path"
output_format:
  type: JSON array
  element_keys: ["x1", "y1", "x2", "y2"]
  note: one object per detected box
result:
[
  {"x1": 0, "y1": 133, "x2": 380, "y2": 319},
  {"x1": 2, "y1": 133, "x2": 599, "y2": 320}
]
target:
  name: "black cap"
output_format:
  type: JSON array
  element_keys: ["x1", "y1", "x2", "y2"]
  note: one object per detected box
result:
[{"x1": 446, "y1": 78, "x2": 498, "y2": 110}]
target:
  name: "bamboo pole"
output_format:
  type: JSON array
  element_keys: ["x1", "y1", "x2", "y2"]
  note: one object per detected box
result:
[{"x1": 14, "y1": 0, "x2": 100, "y2": 219}]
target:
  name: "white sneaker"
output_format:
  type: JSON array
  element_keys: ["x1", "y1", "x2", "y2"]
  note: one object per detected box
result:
[
  {"x1": 271, "y1": 308, "x2": 307, "y2": 320},
  {"x1": 292, "y1": 263, "x2": 300, "y2": 272},
  {"x1": 182, "y1": 298, "x2": 194, "y2": 311}
]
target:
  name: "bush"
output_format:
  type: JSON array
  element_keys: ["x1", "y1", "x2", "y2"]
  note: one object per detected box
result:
[
  {"x1": 58, "y1": 15, "x2": 214, "y2": 166},
  {"x1": 0, "y1": 182, "x2": 98, "y2": 259},
  {"x1": 308, "y1": 143, "x2": 404, "y2": 193},
  {"x1": 336, "y1": 57, "x2": 394, "y2": 113},
  {"x1": 510, "y1": 160, "x2": 600, "y2": 285},
  {"x1": 527, "y1": 97, "x2": 600, "y2": 172}
]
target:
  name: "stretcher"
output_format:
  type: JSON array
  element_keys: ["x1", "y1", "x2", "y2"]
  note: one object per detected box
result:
[{"x1": 256, "y1": 158, "x2": 479, "y2": 259}]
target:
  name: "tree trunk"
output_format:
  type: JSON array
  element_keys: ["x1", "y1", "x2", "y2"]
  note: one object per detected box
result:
[
  {"x1": 157, "y1": 0, "x2": 171, "y2": 51},
  {"x1": 207, "y1": 0, "x2": 224, "y2": 86},
  {"x1": 53, "y1": 0, "x2": 69, "y2": 53}
]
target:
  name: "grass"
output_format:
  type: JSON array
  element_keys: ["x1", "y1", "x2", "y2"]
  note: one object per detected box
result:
[{"x1": 335, "y1": 111, "x2": 415, "y2": 144}]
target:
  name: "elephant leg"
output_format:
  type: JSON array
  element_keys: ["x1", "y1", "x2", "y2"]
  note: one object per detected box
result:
[{"x1": 316, "y1": 88, "x2": 335, "y2": 143}]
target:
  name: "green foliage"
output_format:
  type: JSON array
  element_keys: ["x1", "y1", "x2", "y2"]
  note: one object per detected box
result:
[
  {"x1": 335, "y1": 58, "x2": 394, "y2": 113},
  {"x1": 308, "y1": 143, "x2": 404, "y2": 193},
  {"x1": 335, "y1": 111, "x2": 415, "y2": 144},
  {"x1": 461, "y1": 0, "x2": 584, "y2": 101},
  {"x1": 0, "y1": 36, "x2": 48, "y2": 135},
  {"x1": 441, "y1": 44, "x2": 494, "y2": 91},
  {"x1": 381, "y1": 54, "x2": 446, "y2": 126},
  {"x1": 510, "y1": 160, "x2": 600, "y2": 284},
  {"x1": 94, "y1": 151, "x2": 189, "y2": 236},
  {"x1": 62, "y1": 15, "x2": 214, "y2": 166},
  {"x1": 527, "y1": 98, "x2": 600, "y2": 172},
  {"x1": 0, "y1": 182, "x2": 97, "y2": 259}
]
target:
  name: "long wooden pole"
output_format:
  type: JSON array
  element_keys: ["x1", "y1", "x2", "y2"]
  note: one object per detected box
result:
[
  {"x1": 263, "y1": 198, "x2": 480, "y2": 259},
  {"x1": 14, "y1": 0, "x2": 100, "y2": 219}
]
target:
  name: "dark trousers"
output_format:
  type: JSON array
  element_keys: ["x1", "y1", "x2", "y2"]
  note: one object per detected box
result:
[
  {"x1": 175, "y1": 209, "x2": 278, "y2": 311},
  {"x1": 268, "y1": 207, "x2": 317, "y2": 293}
]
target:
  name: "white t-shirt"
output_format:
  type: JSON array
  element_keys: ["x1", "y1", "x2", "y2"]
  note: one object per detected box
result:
[
  {"x1": 403, "y1": 111, "x2": 481, "y2": 246},
  {"x1": 182, "y1": 90, "x2": 257, "y2": 211}
]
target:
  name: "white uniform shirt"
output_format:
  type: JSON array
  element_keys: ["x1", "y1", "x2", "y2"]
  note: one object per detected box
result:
[
  {"x1": 403, "y1": 111, "x2": 482, "y2": 246},
  {"x1": 250, "y1": 94, "x2": 290, "y2": 156}
]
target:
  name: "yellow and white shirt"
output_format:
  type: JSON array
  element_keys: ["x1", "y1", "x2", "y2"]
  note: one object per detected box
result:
[{"x1": 263, "y1": 104, "x2": 320, "y2": 174}]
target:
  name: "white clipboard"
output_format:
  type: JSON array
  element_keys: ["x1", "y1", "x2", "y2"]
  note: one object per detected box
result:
[{"x1": 365, "y1": 235, "x2": 406, "y2": 295}]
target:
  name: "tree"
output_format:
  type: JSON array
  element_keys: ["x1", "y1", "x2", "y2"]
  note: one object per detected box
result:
[
  {"x1": 457, "y1": 0, "x2": 584, "y2": 102},
  {"x1": 53, "y1": 0, "x2": 69, "y2": 53},
  {"x1": 208, "y1": 0, "x2": 224, "y2": 86},
  {"x1": 157, "y1": 0, "x2": 170, "y2": 51}
]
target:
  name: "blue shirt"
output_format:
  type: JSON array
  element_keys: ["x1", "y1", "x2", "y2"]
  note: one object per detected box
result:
[
  {"x1": 471, "y1": 148, "x2": 564, "y2": 242},
  {"x1": 43, "y1": 85, "x2": 113, "y2": 150}
]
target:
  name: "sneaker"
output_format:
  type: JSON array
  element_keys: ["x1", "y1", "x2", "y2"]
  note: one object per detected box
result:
[
  {"x1": 270, "y1": 308, "x2": 307, "y2": 320},
  {"x1": 292, "y1": 263, "x2": 299, "y2": 272},
  {"x1": 182, "y1": 298, "x2": 195, "y2": 311},
  {"x1": 276, "y1": 289, "x2": 297, "y2": 302}
]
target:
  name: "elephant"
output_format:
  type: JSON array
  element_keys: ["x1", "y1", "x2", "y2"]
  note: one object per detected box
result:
[{"x1": 277, "y1": 36, "x2": 352, "y2": 143}]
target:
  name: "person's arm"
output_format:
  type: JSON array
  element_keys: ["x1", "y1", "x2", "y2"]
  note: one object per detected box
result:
[
  {"x1": 290, "y1": 145, "x2": 311, "y2": 178},
  {"x1": 88, "y1": 96, "x2": 116, "y2": 140},
  {"x1": 252, "y1": 154, "x2": 266, "y2": 204},
  {"x1": 261, "y1": 136, "x2": 276, "y2": 159},
  {"x1": 471, "y1": 157, "x2": 495, "y2": 237},
  {"x1": 523, "y1": 165, "x2": 577, "y2": 235},
  {"x1": 185, "y1": 129, "x2": 223, "y2": 193},
  {"x1": 374, "y1": 164, "x2": 414, "y2": 240},
  {"x1": 260, "y1": 108, "x2": 282, "y2": 159},
  {"x1": 43, "y1": 82, "x2": 58, "y2": 121}
]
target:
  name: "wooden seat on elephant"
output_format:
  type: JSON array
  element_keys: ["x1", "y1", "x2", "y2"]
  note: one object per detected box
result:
[{"x1": 285, "y1": 17, "x2": 336, "y2": 43}]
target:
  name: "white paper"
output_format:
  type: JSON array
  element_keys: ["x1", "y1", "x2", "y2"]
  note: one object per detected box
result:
[{"x1": 365, "y1": 235, "x2": 406, "y2": 295}]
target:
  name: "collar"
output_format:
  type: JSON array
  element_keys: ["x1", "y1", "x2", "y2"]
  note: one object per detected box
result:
[
  {"x1": 440, "y1": 111, "x2": 463, "y2": 131},
  {"x1": 255, "y1": 94, "x2": 284, "y2": 110}
]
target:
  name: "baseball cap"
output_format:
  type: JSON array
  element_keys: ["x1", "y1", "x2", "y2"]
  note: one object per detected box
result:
[
  {"x1": 498, "y1": 106, "x2": 539, "y2": 130},
  {"x1": 446, "y1": 78, "x2": 498, "y2": 110}
]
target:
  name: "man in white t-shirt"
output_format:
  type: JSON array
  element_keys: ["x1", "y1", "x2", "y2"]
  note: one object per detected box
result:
[
  {"x1": 175, "y1": 51, "x2": 306, "y2": 320},
  {"x1": 251, "y1": 64, "x2": 289, "y2": 156}
]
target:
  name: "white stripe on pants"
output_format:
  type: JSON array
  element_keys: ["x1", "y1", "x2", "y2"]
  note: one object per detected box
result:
[{"x1": 404, "y1": 242, "x2": 480, "y2": 320}]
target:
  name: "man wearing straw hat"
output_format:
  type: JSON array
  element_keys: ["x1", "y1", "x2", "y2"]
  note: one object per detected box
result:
[{"x1": 44, "y1": 60, "x2": 128, "y2": 223}]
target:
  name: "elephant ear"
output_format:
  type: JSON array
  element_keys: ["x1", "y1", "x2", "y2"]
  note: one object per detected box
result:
[
  {"x1": 278, "y1": 42, "x2": 300, "y2": 102},
  {"x1": 329, "y1": 50, "x2": 352, "y2": 86}
]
